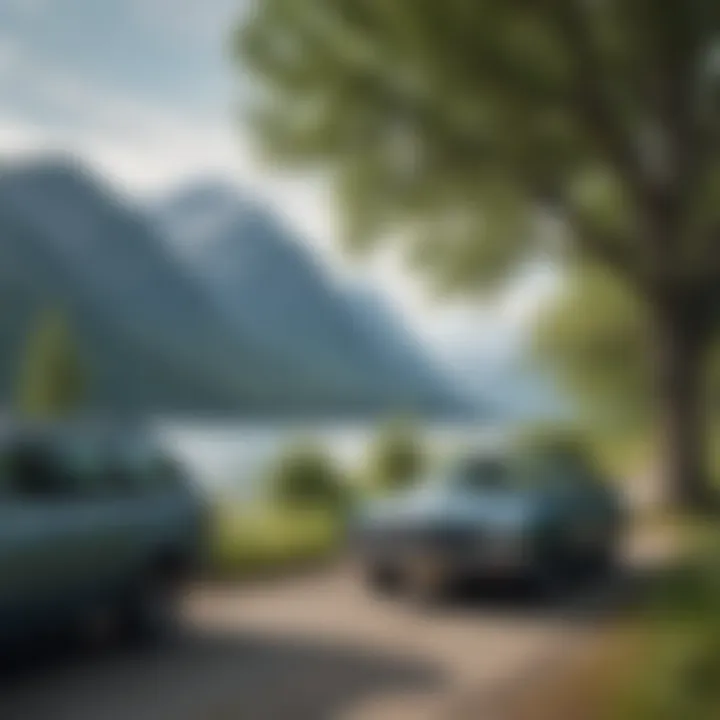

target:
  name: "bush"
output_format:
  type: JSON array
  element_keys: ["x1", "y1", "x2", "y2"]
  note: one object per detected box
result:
[
  {"x1": 17, "y1": 308, "x2": 86, "y2": 419},
  {"x1": 367, "y1": 420, "x2": 425, "y2": 494},
  {"x1": 516, "y1": 423, "x2": 600, "y2": 474},
  {"x1": 268, "y1": 441, "x2": 348, "y2": 511}
]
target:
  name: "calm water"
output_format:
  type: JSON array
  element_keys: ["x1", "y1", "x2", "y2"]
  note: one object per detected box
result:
[{"x1": 156, "y1": 420, "x2": 501, "y2": 501}]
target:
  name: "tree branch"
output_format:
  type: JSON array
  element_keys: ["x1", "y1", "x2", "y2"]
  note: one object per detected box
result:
[
  {"x1": 554, "y1": 0, "x2": 649, "y2": 210},
  {"x1": 539, "y1": 187, "x2": 645, "y2": 283}
]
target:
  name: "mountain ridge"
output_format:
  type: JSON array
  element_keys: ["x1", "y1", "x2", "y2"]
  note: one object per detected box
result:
[{"x1": 0, "y1": 156, "x2": 468, "y2": 417}]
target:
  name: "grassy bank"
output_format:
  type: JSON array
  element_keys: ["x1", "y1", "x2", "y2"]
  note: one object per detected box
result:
[
  {"x1": 508, "y1": 521, "x2": 720, "y2": 720},
  {"x1": 208, "y1": 503, "x2": 342, "y2": 580}
]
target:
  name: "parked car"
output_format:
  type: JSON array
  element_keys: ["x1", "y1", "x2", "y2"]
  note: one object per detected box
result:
[
  {"x1": 352, "y1": 445, "x2": 624, "y2": 600},
  {"x1": 0, "y1": 422, "x2": 208, "y2": 646}
]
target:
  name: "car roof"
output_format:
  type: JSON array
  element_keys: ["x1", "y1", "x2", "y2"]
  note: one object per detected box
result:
[{"x1": 0, "y1": 419, "x2": 157, "y2": 454}]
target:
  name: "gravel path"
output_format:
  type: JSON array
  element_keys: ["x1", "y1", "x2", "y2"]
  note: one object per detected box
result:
[{"x1": 0, "y1": 528, "x2": 670, "y2": 720}]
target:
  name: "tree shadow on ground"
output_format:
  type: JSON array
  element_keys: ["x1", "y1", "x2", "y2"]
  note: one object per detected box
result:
[
  {"x1": 427, "y1": 562, "x2": 669, "y2": 625},
  {"x1": 0, "y1": 627, "x2": 444, "y2": 720}
]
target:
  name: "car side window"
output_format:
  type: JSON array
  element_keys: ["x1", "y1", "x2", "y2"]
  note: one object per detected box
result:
[
  {"x1": 57, "y1": 440, "x2": 105, "y2": 497},
  {"x1": 148, "y1": 455, "x2": 184, "y2": 493},
  {"x1": 456, "y1": 458, "x2": 509, "y2": 492},
  {"x1": 102, "y1": 451, "x2": 145, "y2": 497},
  {"x1": 101, "y1": 446, "x2": 181, "y2": 497},
  {"x1": 0, "y1": 447, "x2": 11, "y2": 498},
  {"x1": 5, "y1": 441, "x2": 75, "y2": 500}
]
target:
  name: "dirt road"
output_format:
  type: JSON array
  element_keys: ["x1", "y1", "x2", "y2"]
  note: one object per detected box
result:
[{"x1": 0, "y1": 533, "x2": 669, "y2": 720}]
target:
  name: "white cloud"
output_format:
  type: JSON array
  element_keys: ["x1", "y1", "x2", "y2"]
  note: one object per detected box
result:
[
  {"x1": 0, "y1": 34, "x2": 558, "y2": 352},
  {"x1": 0, "y1": 45, "x2": 245, "y2": 184},
  {"x1": 0, "y1": 116, "x2": 47, "y2": 151}
]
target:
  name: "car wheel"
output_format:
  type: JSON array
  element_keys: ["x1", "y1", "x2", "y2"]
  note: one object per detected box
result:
[
  {"x1": 401, "y1": 555, "x2": 451, "y2": 605},
  {"x1": 365, "y1": 562, "x2": 402, "y2": 596},
  {"x1": 584, "y1": 541, "x2": 620, "y2": 580},
  {"x1": 526, "y1": 551, "x2": 574, "y2": 601}
]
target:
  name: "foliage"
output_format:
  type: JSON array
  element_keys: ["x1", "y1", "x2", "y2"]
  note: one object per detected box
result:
[
  {"x1": 533, "y1": 270, "x2": 720, "y2": 483},
  {"x1": 236, "y1": 0, "x2": 720, "y2": 506},
  {"x1": 237, "y1": 1, "x2": 720, "y2": 290},
  {"x1": 16, "y1": 308, "x2": 86, "y2": 420},
  {"x1": 268, "y1": 441, "x2": 349, "y2": 510},
  {"x1": 535, "y1": 269, "x2": 720, "y2": 428},
  {"x1": 367, "y1": 419, "x2": 425, "y2": 493},
  {"x1": 516, "y1": 422, "x2": 596, "y2": 465},
  {"x1": 534, "y1": 269, "x2": 652, "y2": 425}
]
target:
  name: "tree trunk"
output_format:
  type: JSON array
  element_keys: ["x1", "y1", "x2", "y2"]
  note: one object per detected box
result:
[{"x1": 652, "y1": 300, "x2": 713, "y2": 512}]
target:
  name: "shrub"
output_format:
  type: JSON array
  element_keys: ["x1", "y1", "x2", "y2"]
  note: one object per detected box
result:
[
  {"x1": 516, "y1": 423, "x2": 601, "y2": 475},
  {"x1": 367, "y1": 420, "x2": 425, "y2": 494},
  {"x1": 17, "y1": 308, "x2": 86, "y2": 419},
  {"x1": 268, "y1": 441, "x2": 348, "y2": 511}
]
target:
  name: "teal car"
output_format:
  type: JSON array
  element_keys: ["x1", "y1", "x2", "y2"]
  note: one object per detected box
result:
[
  {"x1": 0, "y1": 423, "x2": 208, "y2": 646},
  {"x1": 353, "y1": 446, "x2": 624, "y2": 599}
]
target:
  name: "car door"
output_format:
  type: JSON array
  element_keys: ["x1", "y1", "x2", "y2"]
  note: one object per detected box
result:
[
  {"x1": 0, "y1": 437, "x2": 85, "y2": 632},
  {"x1": 549, "y1": 461, "x2": 615, "y2": 560},
  {"x1": 51, "y1": 434, "x2": 152, "y2": 598},
  {"x1": 91, "y1": 437, "x2": 160, "y2": 584},
  {"x1": 53, "y1": 435, "x2": 126, "y2": 599}
]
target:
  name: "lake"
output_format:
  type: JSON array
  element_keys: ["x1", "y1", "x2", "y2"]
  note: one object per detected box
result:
[{"x1": 157, "y1": 420, "x2": 503, "y2": 500}]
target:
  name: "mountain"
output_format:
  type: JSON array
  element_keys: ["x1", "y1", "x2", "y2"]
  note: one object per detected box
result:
[
  {"x1": 436, "y1": 344, "x2": 567, "y2": 423},
  {"x1": 0, "y1": 158, "x2": 303, "y2": 413},
  {"x1": 0, "y1": 158, "x2": 463, "y2": 415},
  {"x1": 0, "y1": 159, "x2": 364, "y2": 413},
  {"x1": 340, "y1": 284, "x2": 464, "y2": 409},
  {"x1": 152, "y1": 181, "x2": 463, "y2": 414}
]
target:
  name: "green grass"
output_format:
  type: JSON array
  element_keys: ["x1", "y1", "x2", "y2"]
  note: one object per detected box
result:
[{"x1": 208, "y1": 502, "x2": 342, "y2": 580}]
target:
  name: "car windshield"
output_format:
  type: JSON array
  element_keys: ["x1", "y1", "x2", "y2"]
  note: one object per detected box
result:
[
  {"x1": 402, "y1": 445, "x2": 603, "y2": 499},
  {"x1": 438, "y1": 450, "x2": 599, "y2": 494},
  {"x1": 448, "y1": 456, "x2": 516, "y2": 492}
]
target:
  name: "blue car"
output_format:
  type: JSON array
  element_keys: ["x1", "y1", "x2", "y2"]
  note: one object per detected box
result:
[
  {"x1": 0, "y1": 422, "x2": 208, "y2": 646},
  {"x1": 353, "y1": 446, "x2": 624, "y2": 600}
]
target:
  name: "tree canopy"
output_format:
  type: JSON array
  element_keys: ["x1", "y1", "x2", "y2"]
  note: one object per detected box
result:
[
  {"x1": 237, "y1": 1, "x2": 720, "y2": 507},
  {"x1": 238, "y1": 0, "x2": 720, "y2": 293},
  {"x1": 367, "y1": 419, "x2": 425, "y2": 493},
  {"x1": 534, "y1": 269, "x2": 720, "y2": 428},
  {"x1": 534, "y1": 268, "x2": 653, "y2": 426},
  {"x1": 268, "y1": 441, "x2": 347, "y2": 509}
]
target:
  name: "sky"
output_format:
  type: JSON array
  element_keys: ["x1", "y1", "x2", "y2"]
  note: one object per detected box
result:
[{"x1": 0, "y1": 0, "x2": 557, "y2": 365}]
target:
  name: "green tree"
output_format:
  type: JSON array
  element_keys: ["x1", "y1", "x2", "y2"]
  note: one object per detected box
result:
[
  {"x1": 367, "y1": 420, "x2": 425, "y2": 494},
  {"x1": 535, "y1": 269, "x2": 720, "y2": 432},
  {"x1": 17, "y1": 309, "x2": 86, "y2": 419},
  {"x1": 269, "y1": 441, "x2": 348, "y2": 510},
  {"x1": 516, "y1": 422, "x2": 603, "y2": 477},
  {"x1": 238, "y1": 2, "x2": 720, "y2": 508},
  {"x1": 534, "y1": 268, "x2": 654, "y2": 427}
]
